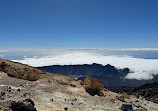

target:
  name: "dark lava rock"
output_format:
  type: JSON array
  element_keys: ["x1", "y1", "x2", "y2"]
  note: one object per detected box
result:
[
  {"x1": 124, "y1": 82, "x2": 158, "y2": 103},
  {"x1": 70, "y1": 84, "x2": 76, "y2": 87},
  {"x1": 10, "y1": 99, "x2": 37, "y2": 111},
  {"x1": 50, "y1": 99, "x2": 53, "y2": 102},
  {"x1": 72, "y1": 98, "x2": 77, "y2": 102},
  {"x1": 8, "y1": 87, "x2": 11, "y2": 90},
  {"x1": 23, "y1": 93, "x2": 31, "y2": 97},
  {"x1": 0, "y1": 92, "x2": 5, "y2": 100},
  {"x1": 24, "y1": 99, "x2": 35, "y2": 106},
  {"x1": 1, "y1": 92, "x2": 5, "y2": 96},
  {"x1": 64, "y1": 107, "x2": 68, "y2": 111},
  {"x1": 17, "y1": 88, "x2": 20, "y2": 92},
  {"x1": 0, "y1": 96, "x2": 5, "y2": 100}
]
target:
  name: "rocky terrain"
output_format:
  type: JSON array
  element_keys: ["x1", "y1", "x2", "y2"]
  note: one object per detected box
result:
[
  {"x1": 124, "y1": 82, "x2": 158, "y2": 104},
  {"x1": 0, "y1": 59, "x2": 158, "y2": 111},
  {"x1": 37, "y1": 64, "x2": 158, "y2": 91}
]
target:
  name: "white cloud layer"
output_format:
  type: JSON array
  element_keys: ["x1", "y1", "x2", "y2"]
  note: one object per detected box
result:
[{"x1": 13, "y1": 52, "x2": 158, "y2": 80}]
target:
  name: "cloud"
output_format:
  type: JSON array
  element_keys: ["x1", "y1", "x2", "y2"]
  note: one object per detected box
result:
[
  {"x1": 68, "y1": 48, "x2": 158, "y2": 51},
  {"x1": 106, "y1": 48, "x2": 158, "y2": 51},
  {"x1": 13, "y1": 52, "x2": 158, "y2": 80},
  {"x1": 0, "y1": 50, "x2": 9, "y2": 52}
]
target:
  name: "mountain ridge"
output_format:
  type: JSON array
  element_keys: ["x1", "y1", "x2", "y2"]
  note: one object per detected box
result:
[{"x1": 37, "y1": 63, "x2": 158, "y2": 91}]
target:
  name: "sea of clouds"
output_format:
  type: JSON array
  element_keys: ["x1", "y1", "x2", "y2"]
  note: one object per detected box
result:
[
  {"x1": 12, "y1": 51, "x2": 158, "y2": 80},
  {"x1": 1, "y1": 48, "x2": 158, "y2": 80}
]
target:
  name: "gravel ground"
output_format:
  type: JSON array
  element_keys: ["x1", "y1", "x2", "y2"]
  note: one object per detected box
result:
[{"x1": 0, "y1": 71, "x2": 158, "y2": 111}]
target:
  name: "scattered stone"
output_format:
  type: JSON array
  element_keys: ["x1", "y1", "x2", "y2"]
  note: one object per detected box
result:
[
  {"x1": 72, "y1": 98, "x2": 77, "y2": 102},
  {"x1": 78, "y1": 102, "x2": 83, "y2": 105},
  {"x1": 124, "y1": 82, "x2": 158, "y2": 103},
  {"x1": 24, "y1": 99, "x2": 35, "y2": 106},
  {"x1": 110, "y1": 99, "x2": 115, "y2": 103},
  {"x1": 0, "y1": 96, "x2": 5, "y2": 100},
  {"x1": 8, "y1": 89, "x2": 11, "y2": 93},
  {"x1": 64, "y1": 107, "x2": 68, "y2": 111},
  {"x1": 120, "y1": 104, "x2": 133, "y2": 111},
  {"x1": 1, "y1": 92, "x2": 5, "y2": 96},
  {"x1": 98, "y1": 92, "x2": 104, "y2": 96},
  {"x1": 135, "y1": 100, "x2": 139, "y2": 102},
  {"x1": 116, "y1": 96, "x2": 125, "y2": 102},
  {"x1": 0, "y1": 92, "x2": 5, "y2": 100},
  {"x1": 80, "y1": 81, "x2": 84, "y2": 85},
  {"x1": 10, "y1": 99, "x2": 37, "y2": 111},
  {"x1": 70, "y1": 84, "x2": 76, "y2": 87},
  {"x1": 17, "y1": 88, "x2": 20, "y2": 92},
  {"x1": 50, "y1": 99, "x2": 53, "y2": 102},
  {"x1": 23, "y1": 93, "x2": 30, "y2": 97},
  {"x1": 8, "y1": 87, "x2": 11, "y2": 90}
]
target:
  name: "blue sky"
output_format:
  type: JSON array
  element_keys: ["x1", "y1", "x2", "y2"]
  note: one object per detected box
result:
[{"x1": 0, "y1": 0, "x2": 158, "y2": 48}]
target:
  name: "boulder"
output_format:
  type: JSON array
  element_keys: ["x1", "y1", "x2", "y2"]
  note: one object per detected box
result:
[
  {"x1": 84, "y1": 76, "x2": 104, "y2": 96},
  {"x1": 10, "y1": 99, "x2": 37, "y2": 111}
]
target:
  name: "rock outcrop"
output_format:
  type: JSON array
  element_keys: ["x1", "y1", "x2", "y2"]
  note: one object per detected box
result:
[
  {"x1": 0, "y1": 59, "x2": 45, "y2": 81},
  {"x1": 124, "y1": 82, "x2": 158, "y2": 103},
  {"x1": 10, "y1": 99, "x2": 37, "y2": 111},
  {"x1": 84, "y1": 76, "x2": 104, "y2": 96}
]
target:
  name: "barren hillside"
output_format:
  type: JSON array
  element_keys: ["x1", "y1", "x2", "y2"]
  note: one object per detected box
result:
[{"x1": 0, "y1": 59, "x2": 158, "y2": 111}]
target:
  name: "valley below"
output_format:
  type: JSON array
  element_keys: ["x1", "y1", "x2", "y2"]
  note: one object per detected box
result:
[{"x1": 37, "y1": 63, "x2": 158, "y2": 92}]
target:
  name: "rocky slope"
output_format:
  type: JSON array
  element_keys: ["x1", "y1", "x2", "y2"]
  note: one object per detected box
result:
[
  {"x1": 0, "y1": 58, "x2": 46, "y2": 81},
  {"x1": 124, "y1": 82, "x2": 158, "y2": 104},
  {"x1": 0, "y1": 59, "x2": 158, "y2": 111}
]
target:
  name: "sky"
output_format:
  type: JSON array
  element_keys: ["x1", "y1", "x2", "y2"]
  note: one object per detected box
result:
[{"x1": 0, "y1": 0, "x2": 158, "y2": 48}]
